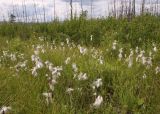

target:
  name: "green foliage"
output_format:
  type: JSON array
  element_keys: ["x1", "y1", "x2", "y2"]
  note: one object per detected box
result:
[
  {"x1": 0, "y1": 15, "x2": 159, "y2": 47},
  {"x1": 0, "y1": 15, "x2": 160, "y2": 114}
]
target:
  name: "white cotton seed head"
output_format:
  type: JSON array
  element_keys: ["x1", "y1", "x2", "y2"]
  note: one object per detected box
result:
[
  {"x1": 31, "y1": 67, "x2": 38, "y2": 76},
  {"x1": 135, "y1": 47, "x2": 139, "y2": 54},
  {"x1": 66, "y1": 38, "x2": 70, "y2": 44},
  {"x1": 78, "y1": 46, "x2": 87, "y2": 55},
  {"x1": 77, "y1": 72, "x2": 88, "y2": 81},
  {"x1": 92, "y1": 78, "x2": 103, "y2": 89},
  {"x1": 72, "y1": 63, "x2": 78, "y2": 72},
  {"x1": 42, "y1": 92, "x2": 52, "y2": 98},
  {"x1": 93, "y1": 95, "x2": 103, "y2": 108},
  {"x1": 42, "y1": 92, "x2": 53, "y2": 105},
  {"x1": 65, "y1": 57, "x2": 71, "y2": 64},
  {"x1": 66, "y1": 88, "x2": 74, "y2": 94},
  {"x1": 143, "y1": 74, "x2": 147, "y2": 79},
  {"x1": 155, "y1": 66, "x2": 160, "y2": 74},
  {"x1": 112, "y1": 40, "x2": 117, "y2": 50},
  {"x1": 0, "y1": 106, "x2": 11, "y2": 114},
  {"x1": 90, "y1": 35, "x2": 93, "y2": 41},
  {"x1": 153, "y1": 47, "x2": 157, "y2": 52},
  {"x1": 49, "y1": 84, "x2": 54, "y2": 91}
]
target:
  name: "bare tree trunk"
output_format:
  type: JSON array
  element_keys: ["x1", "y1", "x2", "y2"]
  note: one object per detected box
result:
[
  {"x1": 119, "y1": 0, "x2": 124, "y2": 18},
  {"x1": 155, "y1": 0, "x2": 159, "y2": 15},
  {"x1": 22, "y1": 1, "x2": 25, "y2": 22},
  {"x1": 150, "y1": 0, "x2": 154, "y2": 15},
  {"x1": 113, "y1": 0, "x2": 116, "y2": 17},
  {"x1": 54, "y1": 0, "x2": 56, "y2": 20},
  {"x1": 70, "y1": 0, "x2": 73, "y2": 20},
  {"x1": 157, "y1": 0, "x2": 159, "y2": 15},
  {"x1": 124, "y1": 0, "x2": 128, "y2": 17},
  {"x1": 23, "y1": 0, "x2": 28, "y2": 22},
  {"x1": 128, "y1": 0, "x2": 132, "y2": 20},
  {"x1": 81, "y1": 0, "x2": 83, "y2": 12},
  {"x1": 91, "y1": 0, "x2": 93, "y2": 19},
  {"x1": 132, "y1": 0, "x2": 135, "y2": 16},
  {"x1": 33, "y1": 0, "x2": 38, "y2": 22},
  {"x1": 141, "y1": 0, "x2": 145, "y2": 14},
  {"x1": 42, "y1": 0, "x2": 46, "y2": 22}
]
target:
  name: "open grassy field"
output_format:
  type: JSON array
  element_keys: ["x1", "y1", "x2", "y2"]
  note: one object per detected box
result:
[{"x1": 0, "y1": 15, "x2": 160, "y2": 114}]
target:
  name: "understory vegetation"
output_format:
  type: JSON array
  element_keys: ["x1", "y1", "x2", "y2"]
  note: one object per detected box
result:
[
  {"x1": 0, "y1": 15, "x2": 160, "y2": 47},
  {"x1": 0, "y1": 15, "x2": 160, "y2": 114}
]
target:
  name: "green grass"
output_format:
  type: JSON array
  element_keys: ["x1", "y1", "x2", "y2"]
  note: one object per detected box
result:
[
  {"x1": 0, "y1": 15, "x2": 160, "y2": 47},
  {"x1": 0, "y1": 35, "x2": 160, "y2": 114},
  {"x1": 0, "y1": 15, "x2": 160, "y2": 114}
]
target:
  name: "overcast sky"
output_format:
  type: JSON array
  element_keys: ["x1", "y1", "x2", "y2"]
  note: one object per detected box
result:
[{"x1": 0, "y1": 0, "x2": 159, "y2": 22}]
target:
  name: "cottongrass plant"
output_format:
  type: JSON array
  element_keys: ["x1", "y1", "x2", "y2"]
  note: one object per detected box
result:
[
  {"x1": 0, "y1": 106, "x2": 11, "y2": 114},
  {"x1": 0, "y1": 37, "x2": 160, "y2": 114}
]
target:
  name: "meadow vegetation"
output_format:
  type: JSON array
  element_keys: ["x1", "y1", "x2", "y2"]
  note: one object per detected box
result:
[{"x1": 0, "y1": 15, "x2": 160, "y2": 114}]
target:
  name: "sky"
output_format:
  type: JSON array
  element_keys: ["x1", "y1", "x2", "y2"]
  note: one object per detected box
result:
[{"x1": 0, "y1": 0, "x2": 159, "y2": 22}]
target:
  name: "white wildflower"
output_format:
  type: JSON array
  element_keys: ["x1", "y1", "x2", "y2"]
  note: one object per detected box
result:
[
  {"x1": 98, "y1": 56, "x2": 104, "y2": 64},
  {"x1": 66, "y1": 88, "x2": 74, "y2": 94},
  {"x1": 31, "y1": 67, "x2": 38, "y2": 76},
  {"x1": 10, "y1": 53, "x2": 16, "y2": 61},
  {"x1": 136, "y1": 50, "x2": 145, "y2": 62},
  {"x1": 153, "y1": 47, "x2": 157, "y2": 52},
  {"x1": 135, "y1": 46, "x2": 139, "y2": 54},
  {"x1": 77, "y1": 72, "x2": 88, "y2": 80},
  {"x1": 142, "y1": 56, "x2": 146, "y2": 65},
  {"x1": 49, "y1": 83, "x2": 55, "y2": 91},
  {"x1": 36, "y1": 60, "x2": 43, "y2": 69},
  {"x1": 127, "y1": 49, "x2": 134, "y2": 68},
  {"x1": 153, "y1": 43, "x2": 157, "y2": 52},
  {"x1": 93, "y1": 95, "x2": 103, "y2": 108},
  {"x1": 51, "y1": 66, "x2": 63, "y2": 76},
  {"x1": 66, "y1": 38, "x2": 70, "y2": 44},
  {"x1": 90, "y1": 35, "x2": 93, "y2": 41},
  {"x1": 72, "y1": 63, "x2": 78, "y2": 72},
  {"x1": 155, "y1": 66, "x2": 160, "y2": 74},
  {"x1": 41, "y1": 49, "x2": 45, "y2": 53},
  {"x1": 112, "y1": 40, "x2": 117, "y2": 50},
  {"x1": 39, "y1": 36, "x2": 44, "y2": 41},
  {"x1": 42, "y1": 92, "x2": 53, "y2": 105},
  {"x1": 118, "y1": 48, "x2": 123, "y2": 61},
  {"x1": 0, "y1": 106, "x2": 11, "y2": 114},
  {"x1": 34, "y1": 50, "x2": 39, "y2": 55},
  {"x1": 143, "y1": 73, "x2": 147, "y2": 79},
  {"x1": 78, "y1": 46, "x2": 87, "y2": 55},
  {"x1": 145, "y1": 57, "x2": 152, "y2": 68},
  {"x1": 15, "y1": 60, "x2": 28, "y2": 71},
  {"x1": 65, "y1": 57, "x2": 71, "y2": 64},
  {"x1": 92, "y1": 78, "x2": 103, "y2": 89},
  {"x1": 31, "y1": 55, "x2": 36, "y2": 61}
]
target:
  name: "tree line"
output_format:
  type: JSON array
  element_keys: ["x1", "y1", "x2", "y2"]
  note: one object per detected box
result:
[{"x1": 7, "y1": 0, "x2": 160, "y2": 23}]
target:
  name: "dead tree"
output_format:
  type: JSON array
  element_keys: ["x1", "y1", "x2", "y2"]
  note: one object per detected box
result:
[
  {"x1": 42, "y1": 0, "x2": 46, "y2": 22},
  {"x1": 81, "y1": 0, "x2": 83, "y2": 12},
  {"x1": 91, "y1": 0, "x2": 93, "y2": 19},
  {"x1": 119, "y1": 0, "x2": 124, "y2": 18},
  {"x1": 132, "y1": 0, "x2": 136, "y2": 16},
  {"x1": 9, "y1": 14, "x2": 16, "y2": 23},
  {"x1": 141, "y1": 0, "x2": 146, "y2": 14},
  {"x1": 54, "y1": 0, "x2": 56, "y2": 20},
  {"x1": 155, "y1": 0, "x2": 159, "y2": 15},
  {"x1": 127, "y1": 0, "x2": 132, "y2": 20},
  {"x1": 33, "y1": 0, "x2": 38, "y2": 22},
  {"x1": 70, "y1": 0, "x2": 73, "y2": 20},
  {"x1": 124, "y1": 0, "x2": 128, "y2": 17},
  {"x1": 113, "y1": 0, "x2": 116, "y2": 17}
]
